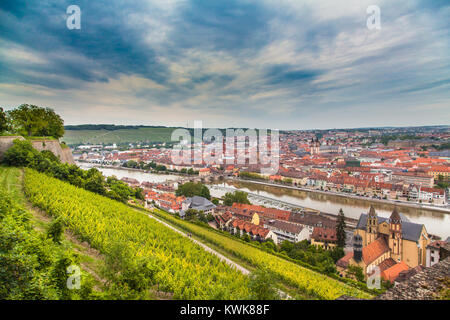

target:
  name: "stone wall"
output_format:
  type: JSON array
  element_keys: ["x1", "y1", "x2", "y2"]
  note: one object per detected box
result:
[
  {"x1": 0, "y1": 136, "x2": 25, "y2": 161},
  {"x1": 0, "y1": 136, "x2": 74, "y2": 164},
  {"x1": 30, "y1": 140, "x2": 75, "y2": 164}
]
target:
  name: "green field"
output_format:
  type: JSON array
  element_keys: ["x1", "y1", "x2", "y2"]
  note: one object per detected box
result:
[{"x1": 62, "y1": 127, "x2": 178, "y2": 145}]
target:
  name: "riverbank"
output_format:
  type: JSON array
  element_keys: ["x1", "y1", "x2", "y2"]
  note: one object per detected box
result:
[{"x1": 230, "y1": 177, "x2": 450, "y2": 214}]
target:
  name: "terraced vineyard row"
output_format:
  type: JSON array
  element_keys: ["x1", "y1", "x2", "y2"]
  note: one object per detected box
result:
[
  {"x1": 23, "y1": 169, "x2": 250, "y2": 299},
  {"x1": 151, "y1": 209, "x2": 373, "y2": 300}
]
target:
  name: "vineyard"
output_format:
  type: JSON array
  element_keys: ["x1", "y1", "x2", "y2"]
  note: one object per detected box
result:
[
  {"x1": 151, "y1": 209, "x2": 373, "y2": 300},
  {"x1": 23, "y1": 168, "x2": 250, "y2": 299},
  {"x1": 0, "y1": 167, "x2": 95, "y2": 299}
]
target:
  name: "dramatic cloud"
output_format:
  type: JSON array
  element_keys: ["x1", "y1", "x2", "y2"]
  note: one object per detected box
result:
[{"x1": 0, "y1": 0, "x2": 449, "y2": 129}]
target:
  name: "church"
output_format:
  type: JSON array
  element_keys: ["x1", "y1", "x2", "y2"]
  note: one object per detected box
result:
[{"x1": 337, "y1": 206, "x2": 430, "y2": 282}]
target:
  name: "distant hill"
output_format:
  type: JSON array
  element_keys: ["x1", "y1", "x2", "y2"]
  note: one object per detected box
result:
[
  {"x1": 64, "y1": 124, "x2": 170, "y2": 131},
  {"x1": 62, "y1": 127, "x2": 178, "y2": 146},
  {"x1": 62, "y1": 125, "x2": 256, "y2": 146}
]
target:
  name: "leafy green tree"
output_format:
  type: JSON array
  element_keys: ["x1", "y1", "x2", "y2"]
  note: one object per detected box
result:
[
  {"x1": 107, "y1": 180, "x2": 130, "y2": 202},
  {"x1": 47, "y1": 217, "x2": 66, "y2": 244},
  {"x1": 184, "y1": 209, "x2": 199, "y2": 221},
  {"x1": 223, "y1": 190, "x2": 251, "y2": 206},
  {"x1": 2, "y1": 139, "x2": 39, "y2": 166},
  {"x1": 7, "y1": 104, "x2": 64, "y2": 138},
  {"x1": 41, "y1": 149, "x2": 60, "y2": 163},
  {"x1": 0, "y1": 107, "x2": 8, "y2": 133},
  {"x1": 336, "y1": 208, "x2": 347, "y2": 248},
  {"x1": 134, "y1": 187, "x2": 145, "y2": 200},
  {"x1": 248, "y1": 268, "x2": 278, "y2": 300},
  {"x1": 329, "y1": 246, "x2": 345, "y2": 263},
  {"x1": 176, "y1": 182, "x2": 211, "y2": 200},
  {"x1": 84, "y1": 168, "x2": 106, "y2": 195},
  {"x1": 155, "y1": 165, "x2": 167, "y2": 171},
  {"x1": 347, "y1": 265, "x2": 365, "y2": 282}
]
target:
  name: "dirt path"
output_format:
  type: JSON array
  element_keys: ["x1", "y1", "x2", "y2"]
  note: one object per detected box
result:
[
  {"x1": 146, "y1": 212, "x2": 251, "y2": 275},
  {"x1": 18, "y1": 169, "x2": 108, "y2": 290}
]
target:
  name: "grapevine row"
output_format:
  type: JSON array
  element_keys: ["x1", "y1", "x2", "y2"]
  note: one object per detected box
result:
[{"x1": 23, "y1": 169, "x2": 250, "y2": 299}]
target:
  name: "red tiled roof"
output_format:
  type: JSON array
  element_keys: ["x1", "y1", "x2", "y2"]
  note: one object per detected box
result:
[
  {"x1": 381, "y1": 262, "x2": 409, "y2": 282},
  {"x1": 336, "y1": 252, "x2": 353, "y2": 268},
  {"x1": 427, "y1": 240, "x2": 447, "y2": 249},
  {"x1": 362, "y1": 238, "x2": 390, "y2": 265},
  {"x1": 311, "y1": 227, "x2": 337, "y2": 242},
  {"x1": 378, "y1": 258, "x2": 397, "y2": 273}
]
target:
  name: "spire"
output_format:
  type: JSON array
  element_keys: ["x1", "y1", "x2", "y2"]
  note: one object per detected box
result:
[
  {"x1": 390, "y1": 207, "x2": 401, "y2": 224},
  {"x1": 368, "y1": 205, "x2": 377, "y2": 217}
]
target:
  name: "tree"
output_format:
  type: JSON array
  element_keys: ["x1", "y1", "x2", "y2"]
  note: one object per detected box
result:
[
  {"x1": 7, "y1": 104, "x2": 64, "y2": 138},
  {"x1": 248, "y1": 268, "x2": 278, "y2": 300},
  {"x1": 184, "y1": 209, "x2": 199, "y2": 221},
  {"x1": 46, "y1": 217, "x2": 66, "y2": 244},
  {"x1": 134, "y1": 187, "x2": 145, "y2": 200},
  {"x1": 336, "y1": 208, "x2": 347, "y2": 248},
  {"x1": 347, "y1": 265, "x2": 365, "y2": 282},
  {"x1": 0, "y1": 107, "x2": 8, "y2": 133},
  {"x1": 2, "y1": 139, "x2": 39, "y2": 166},
  {"x1": 176, "y1": 182, "x2": 211, "y2": 200},
  {"x1": 223, "y1": 191, "x2": 251, "y2": 206}
]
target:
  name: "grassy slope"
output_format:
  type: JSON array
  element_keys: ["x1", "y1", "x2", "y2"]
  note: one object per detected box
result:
[
  {"x1": 62, "y1": 128, "x2": 176, "y2": 145},
  {"x1": 0, "y1": 166, "x2": 109, "y2": 295}
]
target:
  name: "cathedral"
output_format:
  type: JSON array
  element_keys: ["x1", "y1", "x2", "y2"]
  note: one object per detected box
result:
[
  {"x1": 337, "y1": 206, "x2": 430, "y2": 282},
  {"x1": 309, "y1": 137, "x2": 320, "y2": 155}
]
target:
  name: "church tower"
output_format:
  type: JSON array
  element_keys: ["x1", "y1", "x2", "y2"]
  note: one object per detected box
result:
[
  {"x1": 365, "y1": 205, "x2": 378, "y2": 246},
  {"x1": 353, "y1": 234, "x2": 363, "y2": 262},
  {"x1": 310, "y1": 137, "x2": 320, "y2": 155},
  {"x1": 389, "y1": 207, "x2": 402, "y2": 262}
]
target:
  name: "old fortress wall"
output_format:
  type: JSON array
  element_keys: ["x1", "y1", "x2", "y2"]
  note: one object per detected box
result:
[{"x1": 0, "y1": 136, "x2": 74, "y2": 164}]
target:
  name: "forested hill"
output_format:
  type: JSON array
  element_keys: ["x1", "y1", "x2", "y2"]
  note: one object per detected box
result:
[
  {"x1": 64, "y1": 124, "x2": 172, "y2": 131},
  {"x1": 63, "y1": 125, "x2": 258, "y2": 146}
]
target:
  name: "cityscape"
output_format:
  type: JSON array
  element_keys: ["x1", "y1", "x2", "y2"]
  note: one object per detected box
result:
[{"x1": 0, "y1": 0, "x2": 449, "y2": 314}]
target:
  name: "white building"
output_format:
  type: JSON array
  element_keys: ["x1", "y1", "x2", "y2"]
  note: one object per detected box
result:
[
  {"x1": 426, "y1": 240, "x2": 448, "y2": 267},
  {"x1": 263, "y1": 220, "x2": 310, "y2": 244}
]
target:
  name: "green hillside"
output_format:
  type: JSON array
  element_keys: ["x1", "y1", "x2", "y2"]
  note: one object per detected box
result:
[{"x1": 62, "y1": 127, "x2": 177, "y2": 146}]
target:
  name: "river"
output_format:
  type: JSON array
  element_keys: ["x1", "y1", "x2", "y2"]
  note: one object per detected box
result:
[
  {"x1": 77, "y1": 163, "x2": 449, "y2": 239},
  {"x1": 78, "y1": 163, "x2": 181, "y2": 184}
]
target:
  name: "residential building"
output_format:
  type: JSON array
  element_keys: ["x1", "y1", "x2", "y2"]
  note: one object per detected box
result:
[
  {"x1": 181, "y1": 196, "x2": 216, "y2": 217},
  {"x1": 311, "y1": 227, "x2": 338, "y2": 250},
  {"x1": 426, "y1": 240, "x2": 448, "y2": 267},
  {"x1": 392, "y1": 172, "x2": 434, "y2": 187},
  {"x1": 263, "y1": 219, "x2": 309, "y2": 244}
]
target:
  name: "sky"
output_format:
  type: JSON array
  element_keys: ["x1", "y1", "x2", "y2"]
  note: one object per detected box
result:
[{"x1": 0, "y1": 0, "x2": 449, "y2": 130}]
